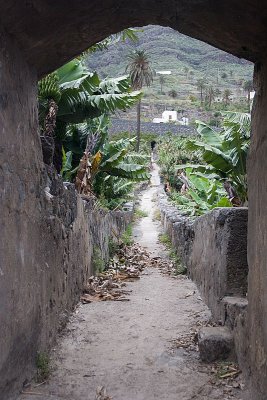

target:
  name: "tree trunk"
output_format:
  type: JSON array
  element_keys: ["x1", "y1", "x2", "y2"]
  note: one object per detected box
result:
[{"x1": 136, "y1": 99, "x2": 141, "y2": 152}]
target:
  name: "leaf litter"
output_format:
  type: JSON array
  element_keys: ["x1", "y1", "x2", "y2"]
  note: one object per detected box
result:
[
  {"x1": 169, "y1": 323, "x2": 244, "y2": 397},
  {"x1": 81, "y1": 243, "x2": 181, "y2": 304},
  {"x1": 95, "y1": 386, "x2": 112, "y2": 400},
  {"x1": 82, "y1": 241, "x2": 245, "y2": 398}
]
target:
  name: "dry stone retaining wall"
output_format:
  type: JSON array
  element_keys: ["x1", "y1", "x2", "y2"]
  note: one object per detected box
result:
[
  {"x1": 109, "y1": 118, "x2": 196, "y2": 136},
  {"x1": 0, "y1": 165, "x2": 133, "y2": 399},
  {"x1": 158, "y1": 188, "x2": 249, "y2": 371}
]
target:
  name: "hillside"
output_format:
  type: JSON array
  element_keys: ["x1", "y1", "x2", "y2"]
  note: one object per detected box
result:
[
  {"x1": 86, "y1": 25, "x2": 253, "y2": 87},
  {"x1": 86, "y1": 25, "x2": 254, "y2": 124}
]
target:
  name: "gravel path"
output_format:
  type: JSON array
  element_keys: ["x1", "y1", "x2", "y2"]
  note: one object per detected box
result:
[{"x1": 19, "y1": 164, "x2": 244, "y2": 400}]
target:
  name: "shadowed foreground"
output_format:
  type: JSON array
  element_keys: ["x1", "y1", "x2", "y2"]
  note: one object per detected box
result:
[{"x1": 19, "y1": 166, "x2": 244, "y2": 400}]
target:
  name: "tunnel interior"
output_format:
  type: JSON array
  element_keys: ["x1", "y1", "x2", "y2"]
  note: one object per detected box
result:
[{"x1": 0, "y1": 1, "x2": 267, "y2": 399}]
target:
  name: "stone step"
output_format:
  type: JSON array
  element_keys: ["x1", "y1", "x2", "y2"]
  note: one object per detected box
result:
[
  {"x1": 198, "y1": 326, "x2": 235, "y2": 362},
  {"x1": 222, "y1": 296, "x2": 248, "y2": 329}
]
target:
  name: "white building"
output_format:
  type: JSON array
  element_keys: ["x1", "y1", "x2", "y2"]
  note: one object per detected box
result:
[
  {"x1": 152, "y1": 110, "x2": 189, "y2": 125},
  {"x1": 162, "y1": 110, "x2": 178, "y2": 121},
  {"x1": 249, "y1": 91, "x2": 255, "y2": 101},
  {"x1": 153, "y1": 110, "x2": 177, "y2": 123},
  {"x1": 156, "y1": 70, "x2": 172, "y2": 75}
]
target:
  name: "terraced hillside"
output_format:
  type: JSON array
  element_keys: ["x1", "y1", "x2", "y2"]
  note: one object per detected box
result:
[
  {"x1": 86, "y1": 25, "x2": 254, "y2": 124},
  {"x1": 86, "y1": 25, "x2": 253, "y2": 95}
]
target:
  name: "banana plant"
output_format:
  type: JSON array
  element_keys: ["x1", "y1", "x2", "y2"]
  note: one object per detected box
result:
[
  {"x1": 170, "y1": 169, "x2": 232, "y2": 216},
  {"x1": 95, "y1": 176, "x2": 135, "y2": 210},
  {"x1": 38, "y1": 59, "x2": 141, "y2": 172},
  {"x1": 80, "y1": 136, "x2": 149, "y2": 201},
  {"x1": 84, "y1": 28, "x2": 139, "y2": 54},
  {"x1": 176, "y1": 112, "x2": 250, "y2": 205},
  {"x1": 94, "y1": 137, "x2": 150, "y2": 181}
]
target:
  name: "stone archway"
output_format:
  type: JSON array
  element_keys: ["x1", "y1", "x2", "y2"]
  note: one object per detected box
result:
[
  {"x1": 0, "y1": 1, "x2": 267, "y2": 399},
  {"x1": 0, "y1": 0, "x2": 265, "y2": 76}
]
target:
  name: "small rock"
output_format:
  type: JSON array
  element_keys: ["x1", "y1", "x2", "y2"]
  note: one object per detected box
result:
[{"x1": 198, "y1": 326, "x2": 234, "y2": 362}]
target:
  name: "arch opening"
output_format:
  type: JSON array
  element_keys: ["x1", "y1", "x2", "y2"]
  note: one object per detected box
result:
[{"x1": 0, "y1": 2, "x2": 267, "y2": 399}]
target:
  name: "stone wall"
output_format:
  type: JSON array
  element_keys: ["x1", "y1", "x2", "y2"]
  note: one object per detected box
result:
[
  {"x1": 0, "y1": 30, "x2": 133, "y2": 399},
  {"x1": 0, "y1": 165, "x2": 133, "y2": 399},
  {"x1": 109, "y1": 118, "x2": 196, "y2": 136},
  {"x1": 158, "y1": 189, "x2": 249, "y2": 371},
  {"x1": 247, "y1": 61, "x2": 267, "y2": 399},
  {"x1": 2, "y1": 4, "x2": 267, "y2": 397},
  {"x1": 0, "y1": 164, "x2": 133, "y2": 400},
  {"x1": 158, "y1": 189, "x2": 248, "y2": 319}
]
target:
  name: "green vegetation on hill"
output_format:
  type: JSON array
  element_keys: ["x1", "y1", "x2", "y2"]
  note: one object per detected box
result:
[{"x1": 86, "y1": 25, "x2": 253, "y2": 101}]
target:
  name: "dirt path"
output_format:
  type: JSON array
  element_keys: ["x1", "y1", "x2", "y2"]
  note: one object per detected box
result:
[{"x1": 19, "y1": 164, "x2": 244, "y2": 400}]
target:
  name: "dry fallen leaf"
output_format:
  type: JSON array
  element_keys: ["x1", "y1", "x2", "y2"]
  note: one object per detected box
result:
[{"x1": 95, "y1": 386, "x2": 112, "y2": 400}]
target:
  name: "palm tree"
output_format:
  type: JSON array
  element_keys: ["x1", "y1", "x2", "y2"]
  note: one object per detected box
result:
[
  {"x1": 196, "y1": 79, "x2": 206, "y2": 105},
  {"x1": 206, "y1": 86, "x2": 215, "y2": 107},
  {"x1": 243, "y1": 80, "x2": 253, "y2": 107},
  {"x1": 168, "y1": 89, "x2": 178, "y2": 99},
  {"x1": 126, "y1": 50, "x2": 154, "y2": 151},
  {"x1": 159, "y1": 75, "x2": 165, "y2": 94},
  {"x1": 223, "y1": 89, "x2": 232, "y2": 106},
  {"x1": 215, "y1": 88, "x2": 221, "y2": 97},
  {"x1": 183, "y1": 66, "x2": 189, "y2": 79}
]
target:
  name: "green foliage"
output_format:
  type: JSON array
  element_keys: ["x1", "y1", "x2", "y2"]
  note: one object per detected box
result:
[
  {"x1": 108, "y1": 238, "x2": 119, "y2": 258},
  {"x1": 189, "y1": 94, "x2": 197, "y2": 103},
  {"x1": 178, "y1": 112, "x2": 250, "y2": 204},
  {"x1": 158, "y1": 233, "x2": 187, "y2": 275},
  {"x1": 92, "y1": 135, "x2": 149, "y2": 209},
  {"x1": 168, "y1": 89, "x2": 178, "y2": 99},
  {"x1": 86, "y1": 25, "x2": 253, "y2": 111},
  {"x1": 157, "y1": 135, "x2": 201, "y2": 190},
  {"x1": 126, "y1": 49, "x2": 154, "y2": 151},
  {"x1": 121, "y1": 224, "x2": 133, "y2": 246},
  {"x1": 36, "y1": 352, "x2": 50, "y2": 383},
  {"x1": 134, "y1": 208, "x2": 148, "y2": 219},
  {"x1": 62, "y1": 118, "x2": 150, "y2": 209},
  {"x1": 38, "y1": 72, "x2": 61, "y2": 106},
  {"x1": 38, "y1": 40, "x2": 148, "y2": 211},
  {"x1": 96, "y1": 137, "x2": 150, "y2": 181},
  {"x1": 85, "y1": 28, "x2": 139, "y2": 54},
  {"x1": 110, "y1": 131, "x2": 158, "y2": 155},
  {"x1": 170, "y1": 169, "x2": 232, "y2": 216},
  {"x1": 39, "y1": 61, "x2": 141, "y2": 135},
  {"x1": 158, "y1": 233, "x2": 172, "y2": 247},
  {"x1": 61, "y1": 149, "x2": 75, "y2": 181},
  {"x1": 62, "y1": 114, "x2": 110, "y2": 179},
  {"x1": 97, "y1": 177, "x2": 134, "y2": 210},
  {"x1": 126, "y1": 50, "x2": 154, "y2": 90},
  {"x1": 153, "y1": 209, "x2": 161, "y2": 221},
  {"x1": 92, "y1": 246, "x2": 105, "y2": 274}
]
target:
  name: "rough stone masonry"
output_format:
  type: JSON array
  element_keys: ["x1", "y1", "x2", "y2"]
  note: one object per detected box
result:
[{"x1": 1, "y1": 1, "x2": 267, "y2": 398}]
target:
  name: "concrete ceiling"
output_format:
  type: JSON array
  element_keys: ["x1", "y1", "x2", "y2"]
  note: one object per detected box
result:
[{"x1": 0, "y1": 0, "x2": 264, "y2": 76}]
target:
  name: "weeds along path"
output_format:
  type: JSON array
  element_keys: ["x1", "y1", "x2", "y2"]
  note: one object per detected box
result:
[{"x1": 19, "y1": 163, "x2": 244, "y2": 400}]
